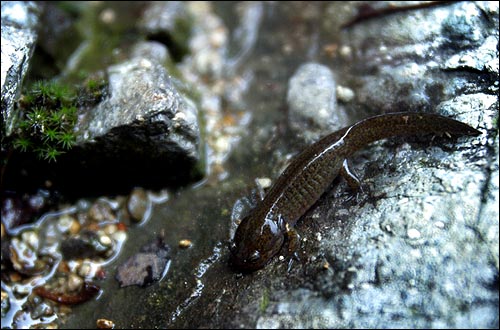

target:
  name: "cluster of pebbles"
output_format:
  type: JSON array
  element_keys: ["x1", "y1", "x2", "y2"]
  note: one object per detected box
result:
[{"x1": 1, "y1": 187, "x2": 162, "y2": 328}]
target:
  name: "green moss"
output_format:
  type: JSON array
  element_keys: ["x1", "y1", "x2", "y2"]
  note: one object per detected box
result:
[
  {"x1": 83, "y1": 76, "x2": 108, "y2": 101},
  {"x1": 67, "y1": 2, "x2": 146, "y2": 78},
  {"x1": 32, "y1": 80, "x2": 76, "y2": 102},
  {"x1": 58, "y1": 131, "x2": 77, "y2": 149},
  {"x1": 13, "y1": 137, "x2": 32, "y2": 152},
  {"x1": 12, "y1": 80, "x2": 79, "y2": 162}
]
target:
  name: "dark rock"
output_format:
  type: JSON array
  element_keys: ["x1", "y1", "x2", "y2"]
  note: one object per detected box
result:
[
  {"x1": 60, "y1": 230, "x2": 109, "y2": 260},
  {"x1": 115, "y1": 235, "x2": 170, "y2": 287},
  {"x1": 139, "y1": 1, "x2": 192, "y2": 62},
  {"x1": 87, "y1": 200, "x2": 117, "y2": 223},
  {"x1": 70, "y1": 56, "x2": 202, "y2": 194},
  {"x1": 0, "y1": 190, "x2": 53, "y2": 232},
  {"x1": 33, "y1": 2, "x2": 82, "y2": 77}
]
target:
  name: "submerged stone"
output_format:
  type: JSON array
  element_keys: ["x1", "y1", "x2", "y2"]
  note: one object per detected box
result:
[{"x1": 115, "y1": 235, "x2": 170, "y2": 287}]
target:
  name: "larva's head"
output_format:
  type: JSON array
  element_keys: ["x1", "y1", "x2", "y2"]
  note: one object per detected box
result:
[{"x1": 229, "y1": 213, "x2": 286, "y2": 272}]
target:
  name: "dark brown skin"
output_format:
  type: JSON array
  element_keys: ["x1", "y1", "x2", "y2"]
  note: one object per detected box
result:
[{"x1": 229, "y1": 112, "x2": 480, "y2": 272}]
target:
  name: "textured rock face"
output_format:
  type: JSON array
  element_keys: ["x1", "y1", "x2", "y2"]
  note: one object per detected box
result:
[
  {"x1": 77, "y1": 56, "x2": 200, "y2": 165},
  {"x1": 1, "y1": 1, "x2": 40, "y2": 136},
  {"x1": 341, "y1": 1, "x2": 499, "y2": 115},
  {"x1": 65, "y1": 55, "x2": 203, "y2": 193},
  {"x1": 1, "y1": 2, "x2": 204, "y2": 195}
]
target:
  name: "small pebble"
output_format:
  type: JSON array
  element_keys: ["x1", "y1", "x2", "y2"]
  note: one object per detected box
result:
[
  {"x1": 99, "y1": 235, "x2": 112, "y2": 247},
  {"x1": 179, "y1": 239, "x2": 192, "y2": 249},
  {"x1": 67, "y1": 273, "x2": 83, "y2": 292},
  {"x1": 97, "y1": 318, "x2": 115, "y2": 329},
  {"x1": 127, "y1": 188, "x2": 151, "y2": 223},
  {"x1": 88, "y1": 201, "x2": 116, "y2": 222},
  {"x1": 434, "y1": 221, "x2": 445, "y2": 229},
  {"x1": 57, "y1": 215, "x2": 74, "y2": 234},
  {"x1": 336, "y1": 85, "x2": 355, "y2": 103},
  {"x1": 255, "y1": 177, "x2": 272, "y2": 189},
  {"x1": 69, "y1": 219, "x2": 81, "y2": 235},
  {"x1": 407, "y1": 228, "x2": 421, "y2": 239}
]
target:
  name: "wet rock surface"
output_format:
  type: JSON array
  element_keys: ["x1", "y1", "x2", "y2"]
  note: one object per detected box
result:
[
  {"x1": 1, "y1": 2, "x2": 498, "y2": 329},
  {"x1": 71, "y1": 55, "x2": 202, "y2": 192},
  {"x1": 341, "y1": 1, "x2": 499, "y2": 116},
  {"x1": 163, "y1": 2, "x2": 498, "y2": 329},
  {"x1": 1, "y1": 1, "x2": 40, "y2": 136}
]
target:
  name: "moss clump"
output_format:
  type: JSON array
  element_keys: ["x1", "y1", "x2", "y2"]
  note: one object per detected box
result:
[
  {"x1": 12, "y1": 80, "x2": 78, "y2": 162},
  {"x1": 77, "y1": 75, "x2": 108, "y2": 107}
]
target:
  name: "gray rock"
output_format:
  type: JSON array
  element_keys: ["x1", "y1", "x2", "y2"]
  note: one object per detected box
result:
[
  {"x1": 340, "y1": 1, "x2": 499, "y2": 115},
  {"x1": 1, "y1": 1, "x2": 40, "y2": 136},
  {"x1": 3, "y1": 45, "x2": 204, "y2": 194},
  {"x1": 78, "y1": 57, "x2": 199, "y2": 150},
  {"x1": 287, "y1": 62, "x2": 348, "y2": 143},
  {"x1": 130, "y1": 41, "x2": 170, "y2": 64},
  {"x1": 69, "y1": 56, "x2": 202, "y2": 192}
]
